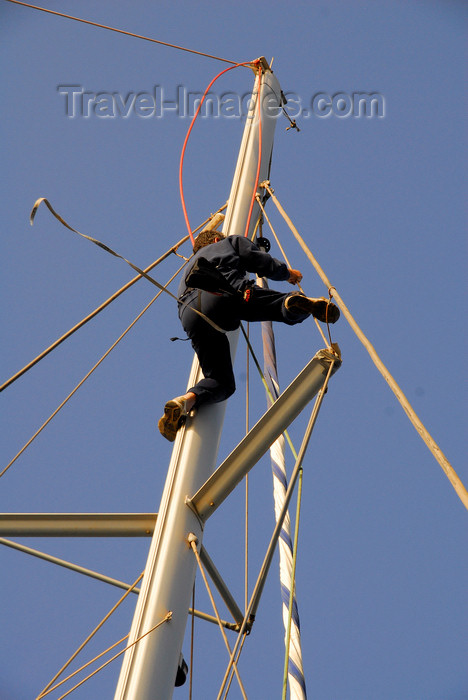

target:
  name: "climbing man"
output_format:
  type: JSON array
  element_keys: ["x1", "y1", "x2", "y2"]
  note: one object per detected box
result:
[{"x1": 158, "y1": 227, "x2": 340, "y2": 441}]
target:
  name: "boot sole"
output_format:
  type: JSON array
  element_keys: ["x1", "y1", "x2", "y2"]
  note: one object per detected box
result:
[
  {"x1": 288, "y1": 296, "x2": 340, "y2": 324},
  {"x1": 158, "y1": 401, "x2": 186, "y2": 442}
]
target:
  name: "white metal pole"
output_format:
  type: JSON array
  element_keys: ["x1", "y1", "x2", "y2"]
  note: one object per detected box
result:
[{"x1": 114, "y1": 64, "x2": 283, "y2": 700}]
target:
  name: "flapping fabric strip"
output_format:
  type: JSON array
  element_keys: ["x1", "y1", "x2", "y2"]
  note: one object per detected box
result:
[
  {"x1": 1, "y1": 205, "x2": 227, "y2": 393},
  {"x1": 0, "y1": 235, "x2": 188, "y2": 392},
  {"x1": 30, "y1": 198, "x2": 226, "y2": 333},
  {"x1": 30, "y1": 198, "x2": 178, "y2": 299}
]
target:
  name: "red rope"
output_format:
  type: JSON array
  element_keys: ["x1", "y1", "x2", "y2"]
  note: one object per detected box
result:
[
  {"x1": 179, "y1": 60, "x2": 261, "y2": 246},
  {"x1": 243, "y1": 65, "x2": 263, "y2": 238}
]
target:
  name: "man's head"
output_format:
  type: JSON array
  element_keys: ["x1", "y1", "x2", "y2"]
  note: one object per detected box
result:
[{"x1": 193, "y1": 229, "x2": 225, "y2": 253}]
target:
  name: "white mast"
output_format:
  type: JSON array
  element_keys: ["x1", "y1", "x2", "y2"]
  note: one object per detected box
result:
[{"x1": 114, "y1": 59, "x2": 284, "y2": 700}]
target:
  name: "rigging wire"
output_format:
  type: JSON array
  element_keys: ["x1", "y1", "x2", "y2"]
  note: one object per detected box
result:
[
  {"x1": 216, "y1": 361, "x2": 336, "y2": 700},
  {"x1": 40, "y1": 633, "x2": 132, "y2": 699},
  {"x1": 189, "y1": 536, "x2": 248, "y2": 700},
  {"x1": 37, "y1": 571, "x2": 144, "y2": 699},
  {"x1": 4, "y1": 0, "x2": 245, "y2": 66},
  {"x1": 255, "y1": 193, "x2": 331, "y2": 349},
  {"x1": 0, "y1": 206, "x2": 226, "y2": 393},
  {"x1": 189, "y1": 584, "x2": 196, "y2": 700},
  {"x1": 47, "y1": 613, "x2": 172, "y2": 700},
  {"x1": 0, "y1": 262, "x2": 188, "y2": 480},
  {"x1": 239, "y1": 323, "x2": 299, "y2": 463},
  {"x1": 0, "y1": 537, "x2": 141, "y2": 597},
  {"x1": 221, "y1": 634, "x2": 249, "y2": 700},
  {"x1": 263, "y1": 181, "x2": 468, "y2": 512},
  {"x1": 29, "y1": 197, "x2": 227, "y2": 332},
  {"x1": 30, "y1": 198, "x2": 188, "y2": 303},
  {"x1": 244, "y1": 324, "x2": 250, "y2": 614}
]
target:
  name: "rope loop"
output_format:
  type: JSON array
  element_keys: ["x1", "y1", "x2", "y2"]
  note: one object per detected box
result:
[{"x1": 179, "y1": 61, "x2": 257, "y2": 246}]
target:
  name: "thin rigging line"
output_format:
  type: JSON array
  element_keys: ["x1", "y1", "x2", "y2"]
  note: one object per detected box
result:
[
  {"x1": 0, "y1": 205, "x2": 226, "y2": 393},
  {"x1": 53, "y1": 613, "x2": 172, "y2": 700},
  {"x1": 4, "y1": 0, "x2": 244, "y2": 66},
  {"x1": 217, "y1": 363, "x2": 336, "y2": 700},
  {"x1": 189, "y1": 584, "x2": 195, "y2": 700},
  {"x1": 0, "y1": 263, "x2": 187, "y2": 480},
  {"x1": 264, "y1": 180, "x2": 468, "y2": 512},
  {"x1": 41, "y1": 633, "x2": 132, "y2": 699},
  {"x1": 29, "y1": 197, "x2": 227, "y2": 333},
  {"x1": 189, "y1": 536, "x2": 248, "y2": 700},
  {"x1": 239, "y1": 323, "x2": 299, "y2": 462},
  {"x1": 221, "y1": 633, "x2": 249, "y2": 700},
  {"x1": 244, "y1": 324, "x2": 250, "y2": 614},
  {"x1": 0, "y1": 537, "x2": 142, "y2": 597},
  {"x1": 37, "y1": 571, "x2": 144, "y2": 699},
  {"x1": 256, "y1": 193, "x2": 330, "y2": 349}
]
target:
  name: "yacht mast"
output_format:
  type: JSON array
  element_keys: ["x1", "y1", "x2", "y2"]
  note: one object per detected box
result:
[{"x1": 114, "y1": 59, "x2": 283, "y2": 700}]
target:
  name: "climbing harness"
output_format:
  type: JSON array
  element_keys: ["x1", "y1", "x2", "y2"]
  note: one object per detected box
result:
[{"x1": 184, "y1": 256, "x2": 255, "y2": 303}]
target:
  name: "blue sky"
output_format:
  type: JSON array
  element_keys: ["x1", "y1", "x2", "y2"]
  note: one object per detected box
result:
[{"x1": 1, "y1": 1, "x2": 467, "y2": 699}]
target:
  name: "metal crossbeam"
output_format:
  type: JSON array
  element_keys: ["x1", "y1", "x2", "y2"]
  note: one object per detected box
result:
[
  {"x1": 187, "y1": 349, "x2": 340, "y2": 522},
  {"x1": 200, "y1": 545, "x2": 244, "y2": 626},
  {"x1": 0, "y1": 513, "x2": 157, "y2": 537}
]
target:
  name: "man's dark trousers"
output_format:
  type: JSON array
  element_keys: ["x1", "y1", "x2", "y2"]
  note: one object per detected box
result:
[{"x1": 178, "y1": 286, "x2": 308, "y2": 408}]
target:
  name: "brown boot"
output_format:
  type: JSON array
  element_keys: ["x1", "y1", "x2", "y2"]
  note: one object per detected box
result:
[
  {"x1": 158, "y1": 397, "x2": 188, "y2": 442},
  {"x1": 285, "y1": 294, "x2": 340, "y2": 324}
]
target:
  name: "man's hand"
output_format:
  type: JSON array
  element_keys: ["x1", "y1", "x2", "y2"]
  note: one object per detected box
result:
[{"x1": 288, "y1": 269, "x2": 303, "y2": 285}]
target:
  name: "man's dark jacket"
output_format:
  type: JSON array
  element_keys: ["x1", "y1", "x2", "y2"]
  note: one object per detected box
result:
[{"x1": 177, "y1": 235, "x2": 289, "y2": 303}]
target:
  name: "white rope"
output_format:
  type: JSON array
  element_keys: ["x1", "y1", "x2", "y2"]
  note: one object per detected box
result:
[{"x1": 259, "y1": 277, "x2": 307, "y2": 699}]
